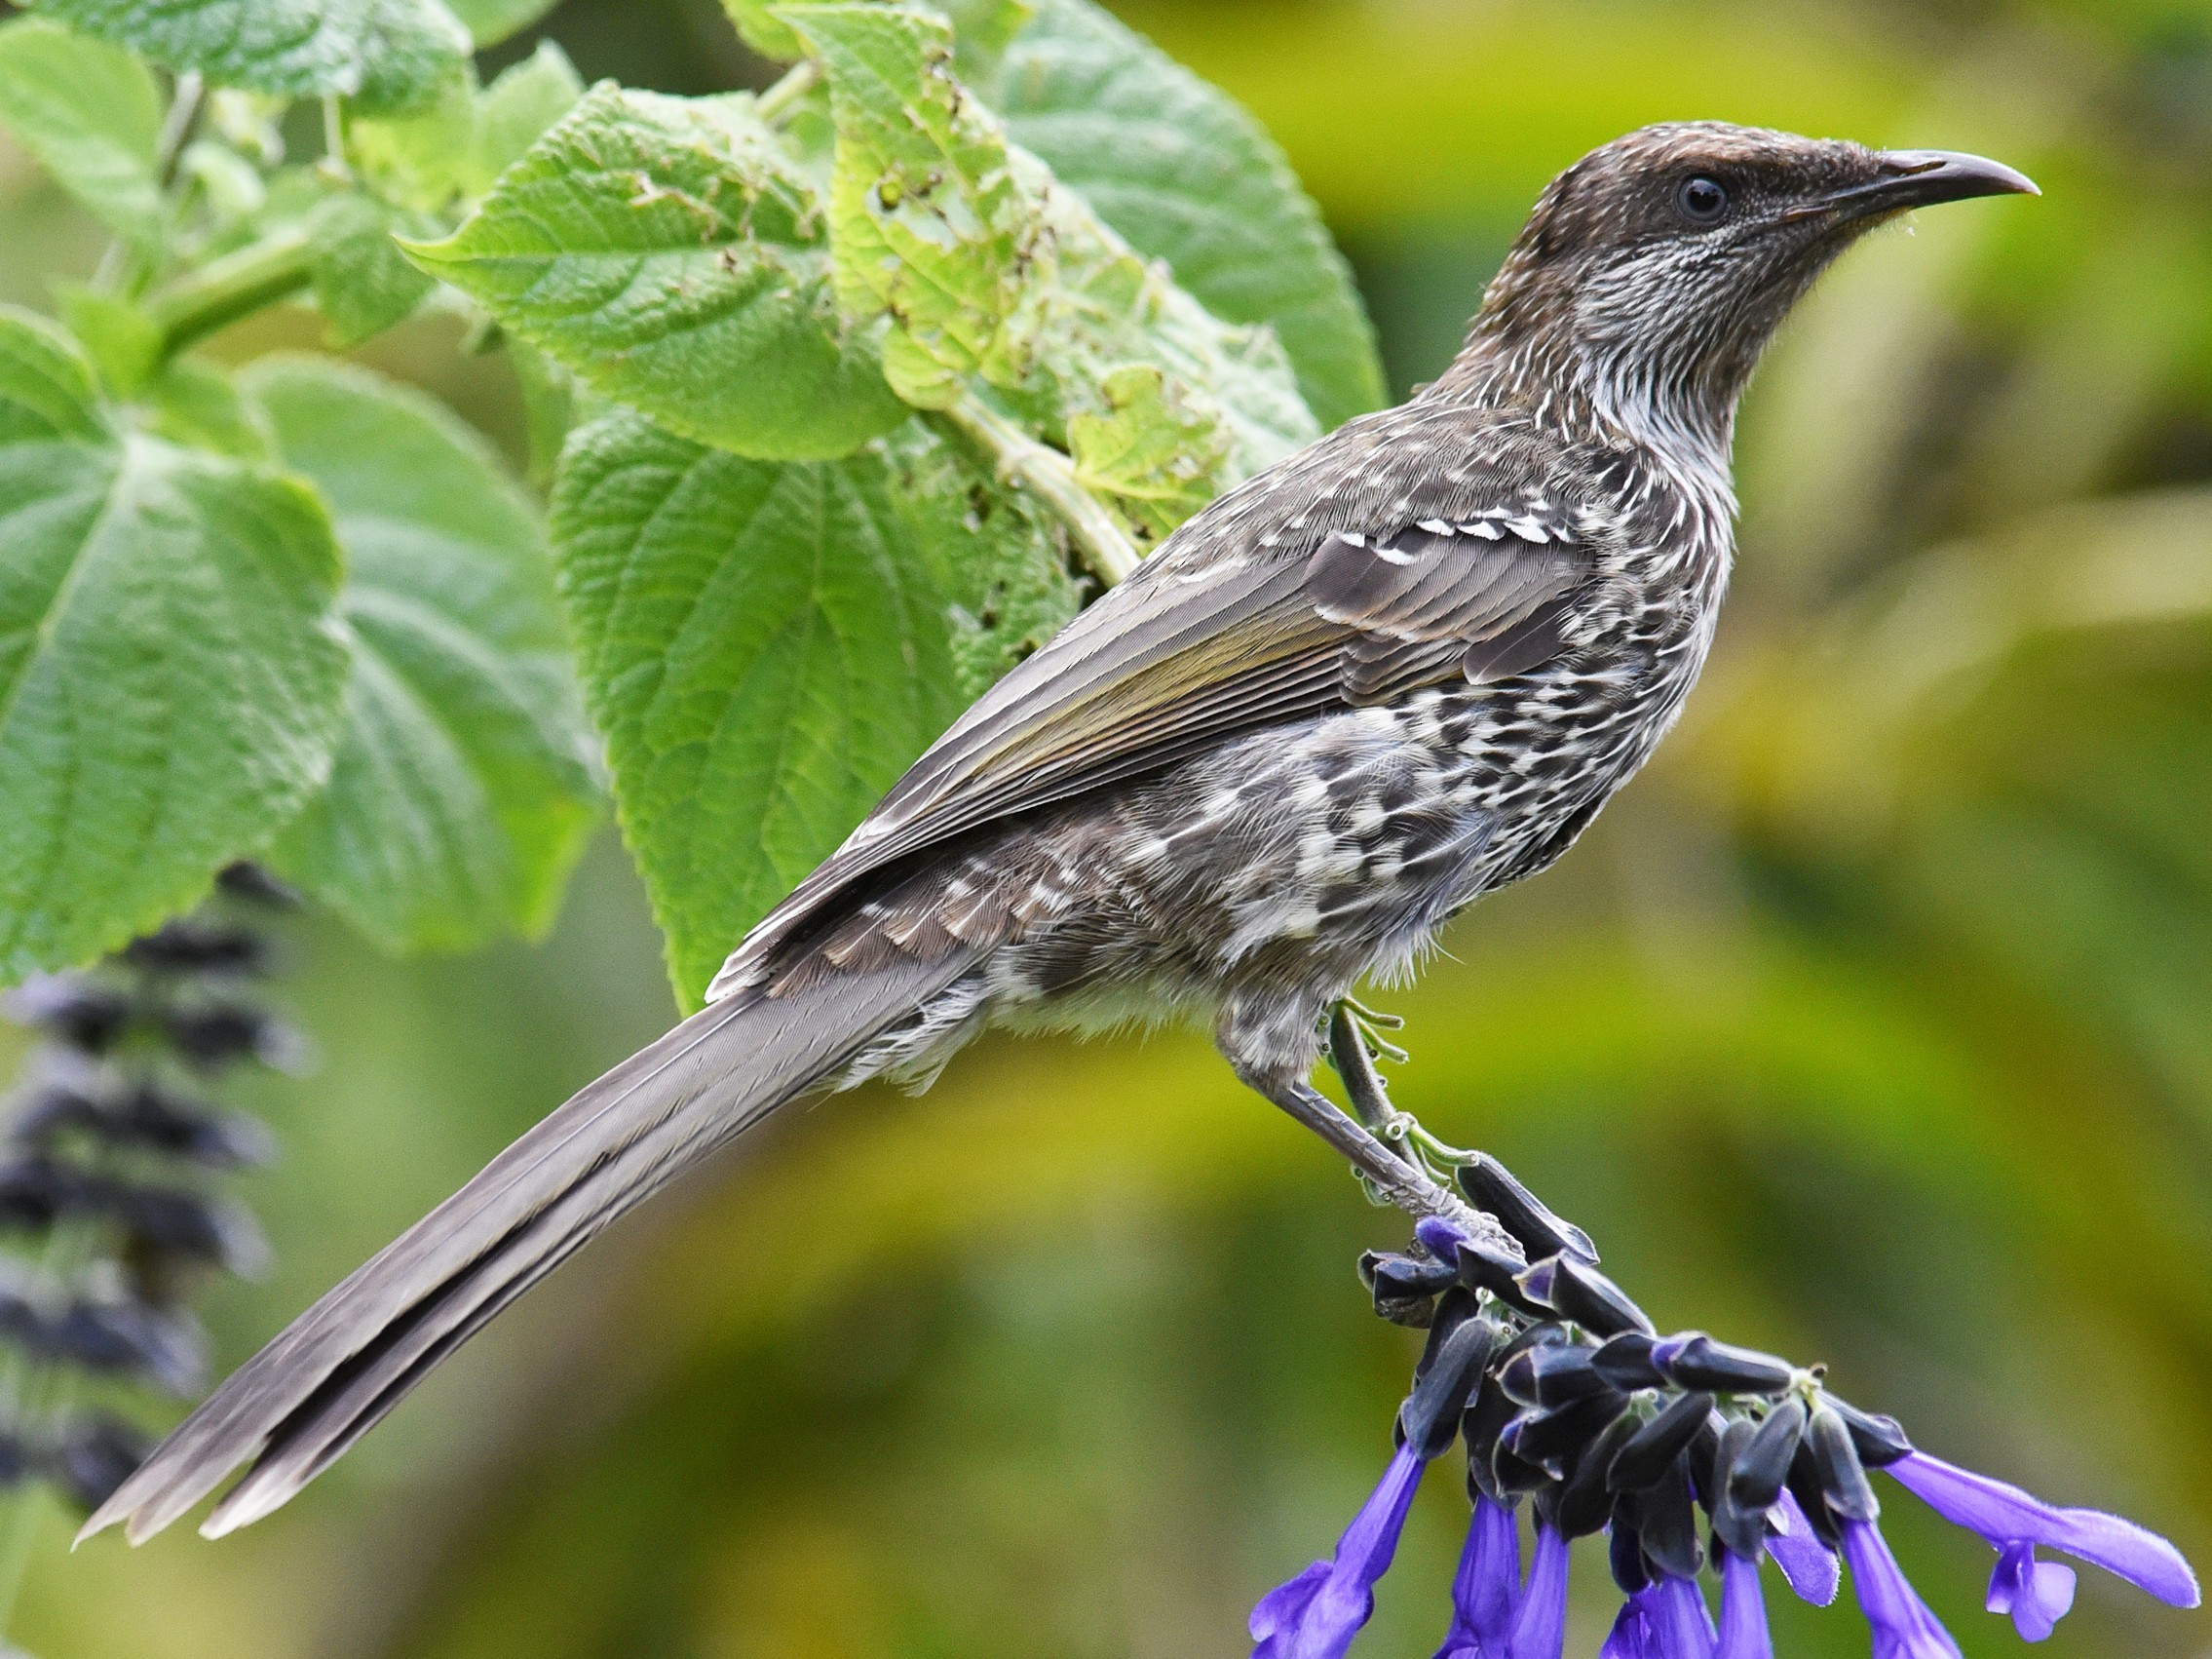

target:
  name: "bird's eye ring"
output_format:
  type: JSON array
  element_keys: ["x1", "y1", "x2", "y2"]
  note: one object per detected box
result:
[{"x1": 1676, "y1": 175, "x2": 1729, "y2": 226}]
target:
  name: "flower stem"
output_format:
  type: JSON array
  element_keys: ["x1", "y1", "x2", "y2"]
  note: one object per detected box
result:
[
  {"x1": 754, "y1": 58, "x2": 821, "y2": 126},
  {"x1": 940, "y1": 396, "x2": 1142, "y2": 587},
  {"x1": 144, "y1": 226, "x2": 316, "y2": 359}
]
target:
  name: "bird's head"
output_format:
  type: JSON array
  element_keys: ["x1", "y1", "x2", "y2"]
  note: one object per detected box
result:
[{"x1": 1465, "y1": 122, "x2": 2036, "y2": 449}]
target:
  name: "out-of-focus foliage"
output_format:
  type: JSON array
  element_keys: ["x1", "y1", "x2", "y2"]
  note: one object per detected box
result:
[{"x1": 5, "y1": 1, "x2": 2210, "y2": 1656}]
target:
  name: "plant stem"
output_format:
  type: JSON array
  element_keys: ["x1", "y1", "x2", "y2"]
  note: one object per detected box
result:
[
  {"x1": 144, "y1": 226, "x2": 316, "y2": 359},
  {"x1": 941, "y1": 396, "x2": 1142, "y2": 587},
  {"x1": 754, "y1": 58, "x2": 821, "y2": 125},
  {"x1": 154, "y1": 71, "x2": 206, "y2": 185}
]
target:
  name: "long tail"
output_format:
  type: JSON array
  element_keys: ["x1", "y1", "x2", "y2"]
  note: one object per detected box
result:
[{"x1": 80, "y1": 952, "x2": 968, "y2": 1545}]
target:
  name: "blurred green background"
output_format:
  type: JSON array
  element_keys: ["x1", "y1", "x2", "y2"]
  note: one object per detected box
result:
[{"x1": 7, "y1": 0, "x2": 2212, "y2": 1653}]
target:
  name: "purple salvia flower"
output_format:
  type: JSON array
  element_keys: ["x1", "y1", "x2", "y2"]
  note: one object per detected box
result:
[
  {"x1": 1715, "y1": 1548, "x2": 1773, "y2": 1659},
  {"x1": 1251, "y1": 1442, "x2": 1427, "y2": 1659},
  {"x1": 1887, "y1": 1449, "x2": 2199, "y2": 1619},
  {"x1": 1506, "y1": 1522, "x2": 1570, "y2": 1659},
  {"x1": 1986, "y1": 1540, "x2": 2075, "y2": 1642},
  {"x1": 1841, "y1": 1519, "x2": 1962, "y2": 1659},
  {"x1": 1762, "y1": 1491, "x2": 1839, "y2": 1606},
  {"x1": 1602, "y1": 1576, "x2": 1718, "y2": 1659},
  {"x1": 1435, "y1": 1494, "x2": 1522, "y2": 1658}
]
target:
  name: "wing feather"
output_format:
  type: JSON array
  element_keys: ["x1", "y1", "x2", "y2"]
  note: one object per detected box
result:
[{"x1": 710, "y1": 517, "x2": 1588, "y2": 998}]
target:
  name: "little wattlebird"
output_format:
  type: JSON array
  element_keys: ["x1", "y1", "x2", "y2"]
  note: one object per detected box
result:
[{"x1": 85, "y1": 122, "x2": 2035, "y2": 1545}]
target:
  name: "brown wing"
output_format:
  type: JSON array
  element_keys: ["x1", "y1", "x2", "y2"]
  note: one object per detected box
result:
[{"x1": 708, "y1": 516, "x2": 1587, "y2": 997}]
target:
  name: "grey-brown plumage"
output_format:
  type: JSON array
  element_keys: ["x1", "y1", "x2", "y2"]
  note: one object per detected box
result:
[{"x1": 83, "y1": 123, "x2": 2035, "y2": 1544}]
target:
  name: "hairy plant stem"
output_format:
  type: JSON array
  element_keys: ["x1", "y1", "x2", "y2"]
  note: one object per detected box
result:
[
  {"x1": 941, "y1": 396, "x2": 1142, "y2": 586},
  {"x1": 144, "y1": 226, "x2": 316, "y2": 359},
  {"x1": 754, "y1": 58, "x2": 821, "y2": 125}
]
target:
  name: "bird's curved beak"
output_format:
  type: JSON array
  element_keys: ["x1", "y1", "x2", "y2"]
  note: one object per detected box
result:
[{"x1": 1818, "y1": 149, "x2": 2040, "y2": 218}]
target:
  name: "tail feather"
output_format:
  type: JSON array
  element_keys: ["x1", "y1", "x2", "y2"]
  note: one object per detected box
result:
[{"x1": 81, "y1": 953, "x2": 968, "y2": 1545}]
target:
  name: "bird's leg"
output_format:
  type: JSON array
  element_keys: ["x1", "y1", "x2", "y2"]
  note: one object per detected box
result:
[{"x1": 1326, "y1": 1002, "x2": 1482, "y2": 1177}]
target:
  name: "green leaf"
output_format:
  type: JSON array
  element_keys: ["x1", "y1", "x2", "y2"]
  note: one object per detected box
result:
[
  {"x1": 246, "y1": 358, "x2": 599, "y2": 953},
  {"x1": 551, "y1": 408, "x2": 964, "y2": 1007},
  {"x1": 464, "y1": 39, "x2": 583, "y2": 195},
  {"x1": 993, "y1": 0, "x2": 1384, "y2": 428},
  {"x1": 54, "y1": 286, "x2": 162, "y2": 397},
  {"x1": 721, "y1": 0, "x2": 806, "y2": 61},
  {"x1": 407, "y1": 84, "x2": 908, "y2": 461},
  {"x1": 1066, "y1": 363, "x2": 1227, "y2": 548},
  {"x1": 727, "y1": 0, "x2": 1034, "y2": 69},
  {"x1": 136, "y1": 358, "x2": 275, "y2": 458},
  {"x1": 1012, "y1": 151, "x2": 1317, "y2": 486},
  {"x1": 36, "y1": 0, "x2": 471, "y2": 115},
  {"x1": 307, "y1": 192, "x2": 438, "y2": 347},
  {"x1": 443, "y1": 0, "x2": 560, "y2": 48},
  {"x1": 784, "y1": 4, "x2": 1034, "y2": 407},
  {"x1": 348, "y1": 61, "x2": 477, "y2": 212},
  {"x1": 0, "y1": 311, "x2": 347, "y2": 980},
  {"x1": 880, "y1": 417, "x2": 1076, "y2": 700},
  {"x1": 0, "y1": 18, "x2": 163, "y2": 249}
]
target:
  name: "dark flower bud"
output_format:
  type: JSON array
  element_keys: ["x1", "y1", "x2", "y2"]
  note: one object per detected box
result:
[
  {"x1": 1709, "y1": 1417, "x2": 1768, "y2": 1561},
  {"x1": 48, "y1": 1411, "x2": 152, "y2": 1510},
  {"x1": 1398, "y1": 1314, "x2": 1499, "y2": 1458},
  {"x1": 44, "y1": 1299, "x2": 206, "y2": 1395},
  {"x1": 1555, "y1": 1410, "x2": 1641, "y2": 1538},
  {"x1": 1609, "y1": 1391, "x2": 1715, "y2": 1491},
  {"x1": 1637, "y1": 1454, "x2": 1703, "y2": 1580},
  {"x1": 1499, "y1": 1341, "x2": 1610, "y2": 1408},
  {"x1": 120, "y1": 920, "x2": 267, "y2": 977},
  {"x1": 4, "y1": 978, "x2": 133, "y2": 1054},
  {"x1": 1727, "y1": 1398, "x2": 1807, "y2": 1513},
  {"x1": 1786, "y1": 1439, "x2": 1842, "y2": 1549},
  {"x1": 1590, "y1": 1330, "x2": 1663, "y2": 1391},
  {"x1": 215, "y1": 862, "x2": 300, "y2": 910},
  {"x1": 1807, "y1": 1404, "x2": 1880, "y2": 1523},
  {"x1": 162, "y1": 1003, "x2": 291, "y2": 1070},
  {"x1": 1516, "y1": 1256, "x2": 1653, "y2": 1338},
  {"x1": 1464, "y1": 1371, "x2": 1549, "y2": 1500},
  {"x1": 1414, "y1": 1290, "x2": 1485, "y2": 1379},
  {"x1": 1455, "y1": 1155, "x2": 1598, "y2": 1265},
  {"x1": 1686, "y1": 1418, "x2": 1721, "y2": 1511},
  {"x1": 1500, "y1": 1390, "x2": 1630, "y2": 1478},
  {"x1": 1652, "y1": 1332, "x2": 1795, "y2": 1395},
  {"x1": 1609, "y1": 1493, "x2": 1651, "y2": 1593},
  {"x1": 1360, "y1": 1250, "x2": 1457, "y2": 1326},
  {"x1": 1822, "y1": 1395, "x2": 1913, "y2": 1468},
  {"x1": 1447, "y1": 1232, "x2": 1549, "y2": 1318},
  {"x1": 0, "y1": 1430, "x2": 32, "y2": 1488},
  {"x1": 0, "y1": 1156, "x2": 87, "y2": 1230},
  {"x1": 114, "y1": 1185, "x2": 270, "y2": 1277}
]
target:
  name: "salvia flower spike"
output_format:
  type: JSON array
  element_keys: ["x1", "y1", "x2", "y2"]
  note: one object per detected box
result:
[{"x1": 1249, "y1": 1155, "x2": 2197, "y2": 1657}]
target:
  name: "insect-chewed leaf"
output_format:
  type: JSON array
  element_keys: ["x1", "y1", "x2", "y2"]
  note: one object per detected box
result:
[
  {"x1": 551, "y1": 408, "x2": 968, "y2": 1007},
  {"x1": 1067, "y1": 363, "x2": 1230, "y2": 548},
  {"x1": 0, "y1": 19, "x2": 164, "y2": 250},
  {"x1": 877, "y1": 419, "x2": 1080, "y2": 700},
  {"x1": 246, "y1": 358, "x2": 600, "y2": 954},
  {"x1": 406, "y1": 84, "x2": 908, "y2": 461},
  {"x1": 991, "y1": 0, "x2": 1384, "y2": 429},
  {"x1": 783, "y1": 5, "x2": 1035, "y2": 409},
  {"x1": 36, "y1": 0, "x2": 471, "y2": 116},
  {"x1": 1012, "y1": 150, "x2": 1317, "y2": 488},
  {"x1": 0, "y1": 310, "x2": 348, "y2": 981}
]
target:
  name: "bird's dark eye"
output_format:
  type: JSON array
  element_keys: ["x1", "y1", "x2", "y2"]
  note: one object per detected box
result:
[{"x1": 1676, "y1": 175, "x2": 1729, "y2": 226}]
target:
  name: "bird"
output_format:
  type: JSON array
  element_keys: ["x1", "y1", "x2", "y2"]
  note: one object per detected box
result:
[{"x1": 83, "y1": 121, "x2": 2036, "y2": 1545}]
